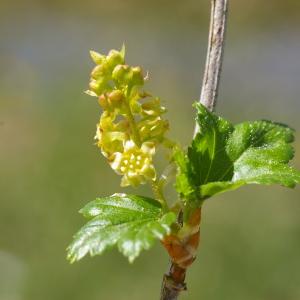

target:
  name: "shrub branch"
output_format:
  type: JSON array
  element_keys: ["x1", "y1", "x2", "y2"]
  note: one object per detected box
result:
[{"x1": 161, "y1": 1, "x2": 229, "y2": 299}]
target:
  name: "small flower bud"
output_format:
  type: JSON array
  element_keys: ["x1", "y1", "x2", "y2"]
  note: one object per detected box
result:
[
  {"x1": 106, "y1": 50, "x2": 125, "y2": 70},
  {"x1": 98, "y1": 94, "x2": 109, "y2": 110},
  {"x1": 112, "y1": 65, "x2": 132, "y2": 84},
  {"x1": 89, "y1": 78, "x2": 107, "y2": 96},
  {"x1": 131, "y1": 67, "x2": 144, "y2": 86},
  {"x1": 108, "y1": 90, "x2": 124, "y2": 103},
  {"x1": 90, "y1": 50, "x2": 105, "y2": 65},
  {"x1": 91, "y1": 64, "x2": 108, "y2": 80}
]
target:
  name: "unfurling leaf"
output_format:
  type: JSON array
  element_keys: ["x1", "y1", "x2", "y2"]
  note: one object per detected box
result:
[
  {"x1": 67, "y1": 194, "x2": 176, "y2": 263},
  {"x1": 175, "y1": 103, "x2": 300, "y2": 201}
]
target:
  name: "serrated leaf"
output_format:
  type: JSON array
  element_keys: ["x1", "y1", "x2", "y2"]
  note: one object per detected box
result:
[
  {"x1": 67, "y1": 194, "x2": 176, "y2": 263},
  {"x1": 175, "y1": 104, "x2": 300, "y2": 201}
]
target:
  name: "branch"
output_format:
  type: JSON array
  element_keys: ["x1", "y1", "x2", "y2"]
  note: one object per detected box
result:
[
  {"x1": 160, "y1": 1, "x2": 229, "y2": 299},
  {"x1": 194, "y1": 0, "x2": 228, "y2": 135}
]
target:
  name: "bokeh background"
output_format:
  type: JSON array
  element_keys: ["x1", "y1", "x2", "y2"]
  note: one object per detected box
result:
[{"x1": 1, "y1": 1, "x2": 300, "y2": 299}]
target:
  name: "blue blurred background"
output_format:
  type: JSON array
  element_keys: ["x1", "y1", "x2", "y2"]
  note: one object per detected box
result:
[{"x1": 1, "y1": 1, "x2": 300, "y2": 299}]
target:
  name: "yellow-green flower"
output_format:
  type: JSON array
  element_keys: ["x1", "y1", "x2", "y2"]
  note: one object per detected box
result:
[
  {"x1": 110, "y1": 141, "x2": 156, "y2": 187},
  {"x1": 138, "y1": 116, "x2": 169, "y2": 143},
  {"x1": 141, "y1": 98, "x2": 166, "y2": 117},
  {"x1": 95, "y1": 112, "x2": 129, "y2": 157},
  {"x1": 86, "y1": 46, "x2": 173, "y2": 188}
]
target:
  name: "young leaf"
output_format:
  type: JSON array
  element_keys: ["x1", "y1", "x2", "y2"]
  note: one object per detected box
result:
[
  {"x1": 67, "y1": 194, "x2": 176, "y2": 263},
  {"x1": 175, "y1": 103, "x2": 300, "y2": 201}
]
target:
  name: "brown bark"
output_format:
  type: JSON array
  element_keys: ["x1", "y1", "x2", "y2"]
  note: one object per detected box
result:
[{"x1": 194, "y1": 0, "x2": 229, "y2": 135}]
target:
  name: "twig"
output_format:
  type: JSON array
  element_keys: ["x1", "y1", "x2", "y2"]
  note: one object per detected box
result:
[
  {"x1": 194, "y1": 0, "x2": 228, "y2": 135},
  {"x1": 160, "y1": 1, "x2": 229, "y2": 299}
]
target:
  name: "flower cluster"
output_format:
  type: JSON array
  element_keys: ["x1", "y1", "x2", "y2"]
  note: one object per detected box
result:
[{"x1": 86, "y1": 46, "x2": 170, "y2": 187}]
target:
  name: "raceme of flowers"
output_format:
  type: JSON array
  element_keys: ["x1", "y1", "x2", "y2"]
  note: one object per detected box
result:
[{"x1": 86, "y1": 46, "x2": 170, "y2": 187}]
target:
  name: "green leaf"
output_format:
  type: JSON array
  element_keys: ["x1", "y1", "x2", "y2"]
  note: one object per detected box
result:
[
  {"x1": 173, "y1": 147, "x2": 195, "y2": 200},
  {"x1": 67, "y1": 194, "x2": 176, "y2": 263},
  {"x1": 174, "y1": 103, "x2": 300, "y2": 201}
]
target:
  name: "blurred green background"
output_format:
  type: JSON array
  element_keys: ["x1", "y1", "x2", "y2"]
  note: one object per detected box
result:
[{"x1": 1, "y1": 0, "x2": 300, "y2": 299}]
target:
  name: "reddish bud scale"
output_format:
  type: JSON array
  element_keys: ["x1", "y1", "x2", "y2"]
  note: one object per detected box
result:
[
  {"x1": 188, "y1": 207, "x2": 202, "y2": 227},
  {"x1": 162, "y1": 230, "x2": 200, "y2": 269},
  {"x1": 160, "y1": 208, "x2": 202, "y2": 298}
]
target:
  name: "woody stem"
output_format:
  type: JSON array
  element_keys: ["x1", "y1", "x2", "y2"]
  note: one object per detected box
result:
[
  {"x1": 161, "y1": 0, "x2": 228, "y2": 299},
  {"x1": 194, "y1": 0, "x2": 228, "y2": 135}
]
